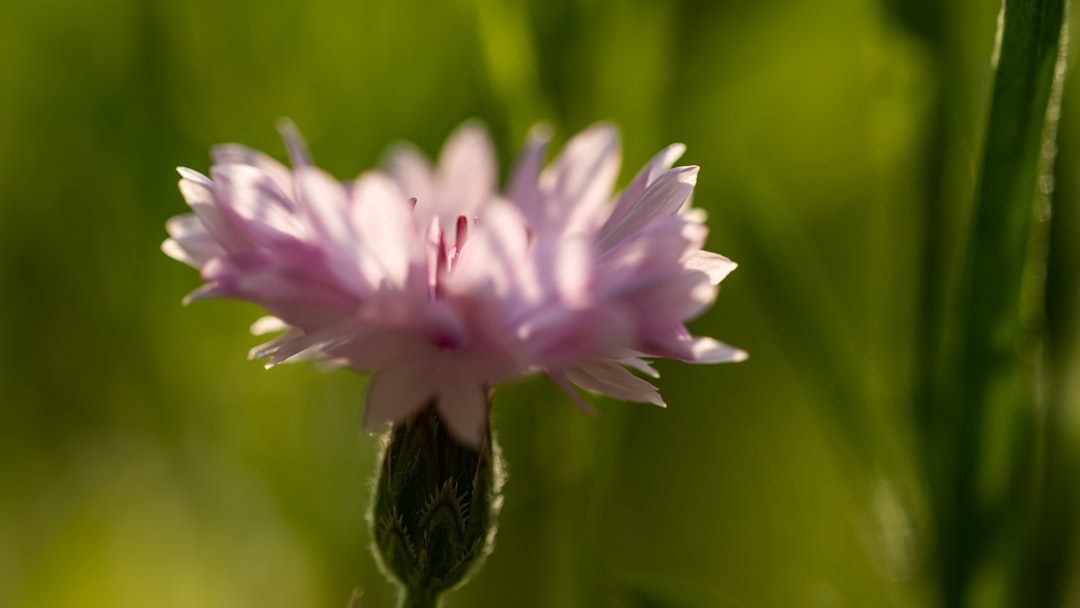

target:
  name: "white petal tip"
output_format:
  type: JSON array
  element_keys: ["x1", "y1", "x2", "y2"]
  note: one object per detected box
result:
[
  {"x1": 160, "y1": 238, "x2": 181, "y2": 256},
  {"x1": 161, "y1": 239, "x2": 207, "y2": 270},
  {"x1": 675, "y1": 165, "x2": 700, "y2": 185},
  {"x1": 275, "y1": 116, "x2": 298, "y2": 135},
  {"x1": 690, "y1": 338, "x2": 748, "y2": 364},
  {"x1": 528, "y1": 122, "x2": 553, "y2": 143},
  {"x1": 180, "y1": 283, "x2": 219, "y2": 306},
  {"x1": 454, "y1": 118, "x2": 489, "y2": 135},
  {"x1": 250, "y1": 316, "x2": 288, "y2": 336},
  {"x1": 176, "y1": 167, "x2": 211, "y2": 184},
  {"x1": 712, "y1": 261, "x2": 738, "y2": 284},
  {"x1": 588, "y1": 121, "x2": 620, "y2": 138}
]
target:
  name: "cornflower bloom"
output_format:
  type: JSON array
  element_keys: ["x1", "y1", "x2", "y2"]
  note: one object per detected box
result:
[{"x1": 163, "y1": 121, "x2": 745, "y2": 448}]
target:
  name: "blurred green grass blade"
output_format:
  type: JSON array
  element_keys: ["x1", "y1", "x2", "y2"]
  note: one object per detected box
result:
[
  {"x1": 1009, "y1": 67, "x2": 1080, "y2": 607},
  {"x1": 937, "y1": 0, "x2": 1068, "y2": 605},
  {"x1": 965, "y1": 0, "x2": 1066, "y2": 348}
]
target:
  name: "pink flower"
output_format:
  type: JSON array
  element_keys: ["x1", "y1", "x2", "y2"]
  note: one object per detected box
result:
[{"x1": 163, "y1": 121, "x2": 746, "y2": 447}]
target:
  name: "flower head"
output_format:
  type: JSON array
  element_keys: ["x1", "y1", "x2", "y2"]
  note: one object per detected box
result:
[{"x1": 163, "y1": 121, "x2": 745, "y2": 447}]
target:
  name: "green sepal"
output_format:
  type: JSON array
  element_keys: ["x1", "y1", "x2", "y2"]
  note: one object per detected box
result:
[{"x1": 370, "y1": 402, "x2": 502, "y2": 603}]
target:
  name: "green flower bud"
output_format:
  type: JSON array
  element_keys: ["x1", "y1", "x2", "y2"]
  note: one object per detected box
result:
[{"x1": 371, "y1": 402, "x2": 502, "y2": 607}]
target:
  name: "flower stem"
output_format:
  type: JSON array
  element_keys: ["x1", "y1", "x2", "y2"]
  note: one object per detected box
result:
[{"x1": 398, "y1": 588, "x2": 441, "y2": 608}]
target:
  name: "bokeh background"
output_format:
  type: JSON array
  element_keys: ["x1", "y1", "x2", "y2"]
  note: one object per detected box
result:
[{"x1": 2, "y1": 0, "x2": 1079, "y2": 606}]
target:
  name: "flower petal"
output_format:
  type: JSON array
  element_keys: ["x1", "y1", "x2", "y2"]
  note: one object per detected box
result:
[
  {"x1": 177, "y1": 170, "x2": 244, "y2": 250},
  {"x1": 688, "y1": 337, "x2": 748, "y2": 363},
  {"x1": 248, "y1": 328, "x2": 303, "y2": 361},
  {"x1": 435, "y1": 372, "x2": 489, "y2": 448},
  {"x1": 384, "y1": 142, "x2": 434, "y2": 209},
  {"x1": 597, "y1": 166, "x2": 698, "y2": 251},
  {"x1": 162, "y1": 213, "x2": 223, "y2": 268},
  {"x1": 435, "y1": 121, "x2": 497, "y2": 222},
  {"x1": 564, "y1": 360, "x2": 665, "y2": 407},
  {"x1": 607, "y1": 143, "x2": 686, "y2": 229},
  {"x1": 683, "y1": 250, "x2": 737, "y2": 284},
  {"x1": 350, "y1": 173, "x2": 419, "y2": 290},
  {"x1": 548, "y1": 123, "x2": 621, "y2": 234},
  {"x1": 212, "y1": 144, "x2": 295, "y2": 206},
  {"x1": 364, "y1": 356, "x2": 437, "y2": 431},
  {"x1": 508, "y1": 124, "x2": 552, "y2": 226},
  {"x1": 250, "y1": 315, "x2": 289, "y2": 336},
  {"x1": 277, "y1": 118, "x2": 312, "y2": 169},
  {"x1": 618, "y1": 356, "x2": 660, "y2": 378},
  {"x1": 210, "y1": 164, "x2": 304, "y2": 241}
]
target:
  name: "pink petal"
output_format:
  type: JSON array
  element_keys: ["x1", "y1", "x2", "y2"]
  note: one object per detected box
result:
[
  {"x1": 161, "y1": 239, "x2": 198, "y2": 268},
  {"x1": 688, "y1": 337, "x2": 748, "y2": 363},
  {"x1": 248, "y1": 328, "x2": 303, "y2": 361},
  {"x1": 177, "y1": 171, "x2": 244, "y2": 250},
  {"x1": 277, "y1": 118, "x2": 312, "y2": 169},
  {"x1": 165, "y1": 213, "x2": 209, "y2": 240},
  {"x1": 435, "y1": 372, "x2": 489, "y2": 448},
  {"x1": 534, "y1": 236, "x2": 591, "y2": 307},
  {"x1": 181, "y1": 282, "x2": 224, "y2": 306},
  {"x1": 564, "y1": 360, "x2": 665, "y2": 407},
  {"x1": 294, "y1": 167, "x2": 352, "y2": 246},
  {"x1": 178, "y1": 166, "x2": 213, "y2": 186},
  {"x1": 596, "y1": 166, "x2": 698, "y2": 251},
  {"x1": 519, "y1": 305, "x2": 630, "y2": 369},
  {"x1": 212, "y1": 144, "x2": 295, "y2": 207},
  {"x1": 384, "y1": 142, "x2": 435, "y2": 209},
  {"x1": 451, "y1": 202, "x2": 536, "y2": 300},
  {"x1": 595, "y1": 217, "x2": 703, "y2": 288},
  {"x1": 683, "y1": 250, "x2": 737, "y2": 284},
  {"x1": 643, "y1": 271, "x2": 718, "y2": 324},
  {"x1": 435, "y1": 122, "x2": 497, "y2": 221},
  {"x1": 618, "y1": 356, "x2": 660, "y2": 378},
  {"x1": 263, "y1": 326, "x2": 344, "y2": 367},
  {"x1": 350, "y1": 173, "x2": 419, "y2": 289},
  {"x1": 210, "y1": 164, "x2": 304, "y2": 240},
  {"x1": 162, "y1": 214, "x2": 223, "y2": 267},
  {"x1": 363, "y1": 357, "x2": 437, "y2": 431},
  {"x1": 550, "y1": 123, "x2": 621, "y2": 234},
  {"x1": 641, "y1": 328, "x2": 745, "y2": 364},
  {"x1": 250, "y1": 316, "x2": 288, "y2": 336},
  {"x1": 607, "y1": 143, "x2": 686, "y2": 229},
  {"x1": 507, "y1": 124, "x2": 552, "y2": 226},
  {"x1": 292, "y1": 167, "x2": 371, "y2": 297},
  {"x1": 325, "y1": 328, "x2": 429, "y2": 372}
]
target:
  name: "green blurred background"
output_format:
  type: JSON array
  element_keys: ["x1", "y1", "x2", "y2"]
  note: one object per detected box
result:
[{"x1": 2, "y1": 0, "x2": 1079, "y2": 606}]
